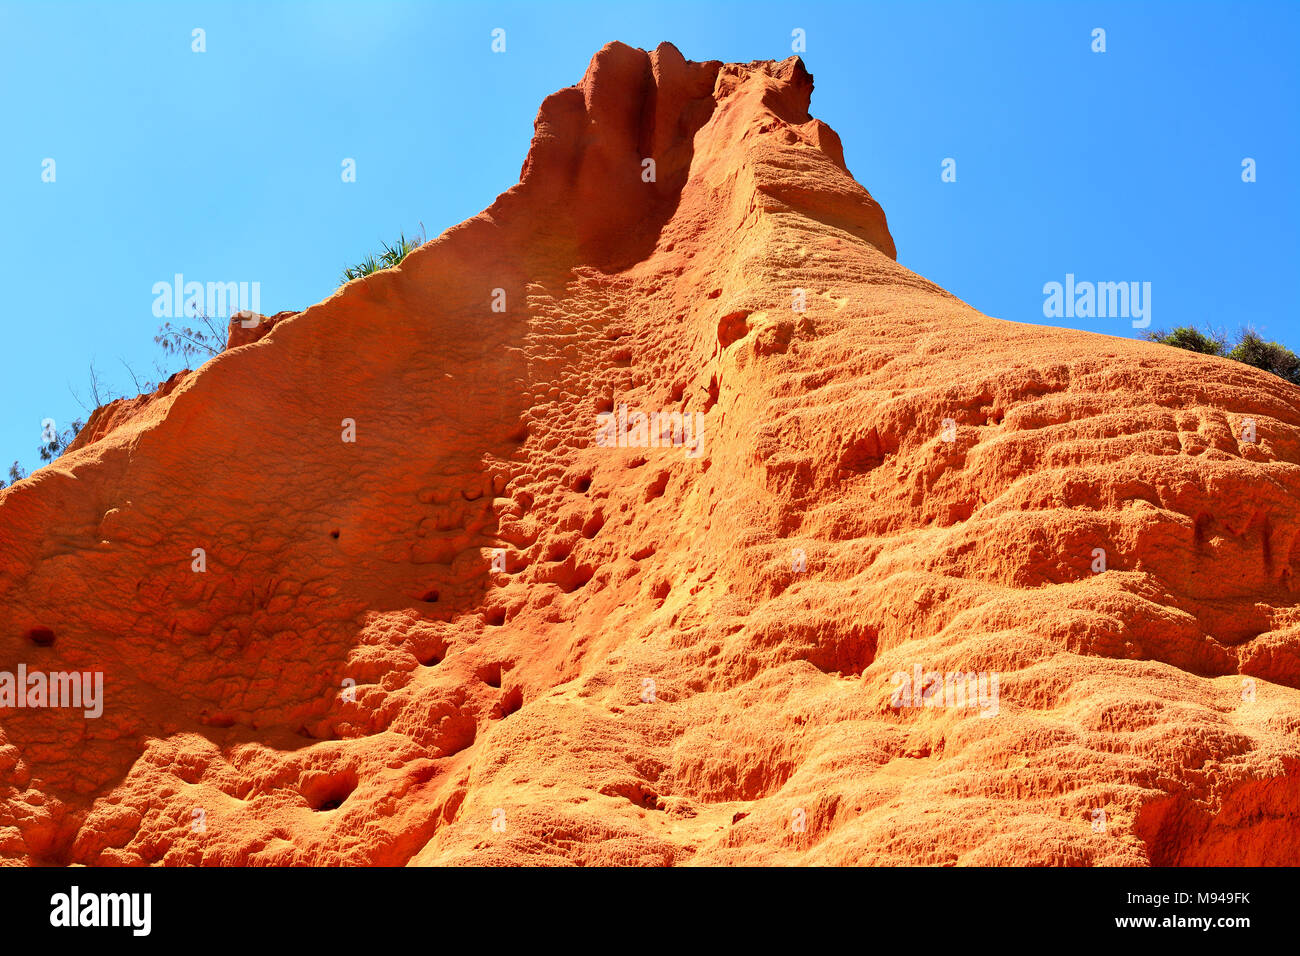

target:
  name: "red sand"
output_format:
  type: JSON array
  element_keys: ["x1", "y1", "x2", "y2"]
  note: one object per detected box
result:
[{"x1": 1, "y1": 42, "x2": 1298, "y2": 866}]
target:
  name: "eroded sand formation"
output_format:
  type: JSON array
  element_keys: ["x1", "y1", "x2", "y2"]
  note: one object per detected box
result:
[{"x1": 1, "y1": 42, "x2": 1298, "y2": 866}]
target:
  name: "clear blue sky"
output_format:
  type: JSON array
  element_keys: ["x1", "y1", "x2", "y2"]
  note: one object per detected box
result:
[{"x1": 2, "y1": 0, "x2": 1297, "y2": 474}]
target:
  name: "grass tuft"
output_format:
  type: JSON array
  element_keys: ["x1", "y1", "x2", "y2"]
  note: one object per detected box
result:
[{"x1": 341, "y1": 226, "x2": 427, "y2": 283}]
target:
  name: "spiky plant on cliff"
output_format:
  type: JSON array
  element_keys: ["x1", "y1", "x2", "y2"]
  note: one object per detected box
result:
[{"x1": 340, "y1": 226, "x2": 427, "y2": 283}]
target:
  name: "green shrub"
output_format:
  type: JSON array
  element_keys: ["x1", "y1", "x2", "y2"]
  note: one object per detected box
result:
[
  {"x1": 1228, "y1": 331, "x2": 1300, "y2": 385},
  {"x1": 340, "y1": 228, "x2": 426, "y2": 284},
  {"x1": 1143, "y1": 325, "x2": 1225, "y2": 355},
  {"x1": 38, "y1": 419, "x2": 84, "y2": 462},
  {"x1": 1, "y1": 461, "x2": 27, "y2": 490},
  {"x1": 155, "y1": 305, "x2": 226, "y2": 366},
  {"x1": 1145, "y1": 325, "x2": 1300, "y2": 386}
]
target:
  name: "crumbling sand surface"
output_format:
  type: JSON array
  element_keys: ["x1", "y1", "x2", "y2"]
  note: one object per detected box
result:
[{"x1": 1, "y1": 42, "x2": 1297, "y2": 866}]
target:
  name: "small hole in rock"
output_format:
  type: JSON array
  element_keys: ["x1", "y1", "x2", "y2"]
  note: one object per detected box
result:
[
  {"x1": 645, "y1": 471, "x2": 670, "y2": 501},
  {"x1": 582, "y1": 510, "x2": 606, "y2": 539},
  {"x1": 563, "y1": 565, "x2": 596, "y2": 593},
  {"x1": 495, "y1": 687, "x2": 523, "y2": 719},
  {"x1": 330, "y1": 529, "x2": 340, "y2": 539},
  {"x1": 26, "y1": 627, "x2": 55, "y2": 647},
  {"x1": 303, "y1": 769, "x2": 358, "y2": 812},
  {"x1": 416, "y1": 638, "x2": 447, "y2": 667}
]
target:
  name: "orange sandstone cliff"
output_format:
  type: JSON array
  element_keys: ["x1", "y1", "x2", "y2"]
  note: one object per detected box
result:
[{"x1": 1, "y1": 42, "x2": 1298, "y2": 866}]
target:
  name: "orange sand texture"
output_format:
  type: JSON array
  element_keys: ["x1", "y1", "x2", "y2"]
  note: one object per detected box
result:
[{"x1": 1, "y1": 43, "x2": 1298, "y2": 866}]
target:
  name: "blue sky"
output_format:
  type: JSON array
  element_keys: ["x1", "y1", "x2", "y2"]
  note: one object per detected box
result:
[{"x1": 2, "y1": 0, "x2": 1297, "y2": 475}]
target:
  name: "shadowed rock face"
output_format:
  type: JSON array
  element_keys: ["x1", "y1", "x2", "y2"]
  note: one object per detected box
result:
[{"x1": 1, "y1": 41, "x2": 1297, "y2": 866}]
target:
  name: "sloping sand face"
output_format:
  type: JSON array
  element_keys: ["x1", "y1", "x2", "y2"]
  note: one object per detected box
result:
[{"x1": 1, "y1": 42, "x2": 1297, "y2": 866}]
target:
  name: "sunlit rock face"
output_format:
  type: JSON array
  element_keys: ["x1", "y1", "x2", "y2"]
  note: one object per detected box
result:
[{"x1": 1, "y1": 42, "x2": 1297, "y2": 867}]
